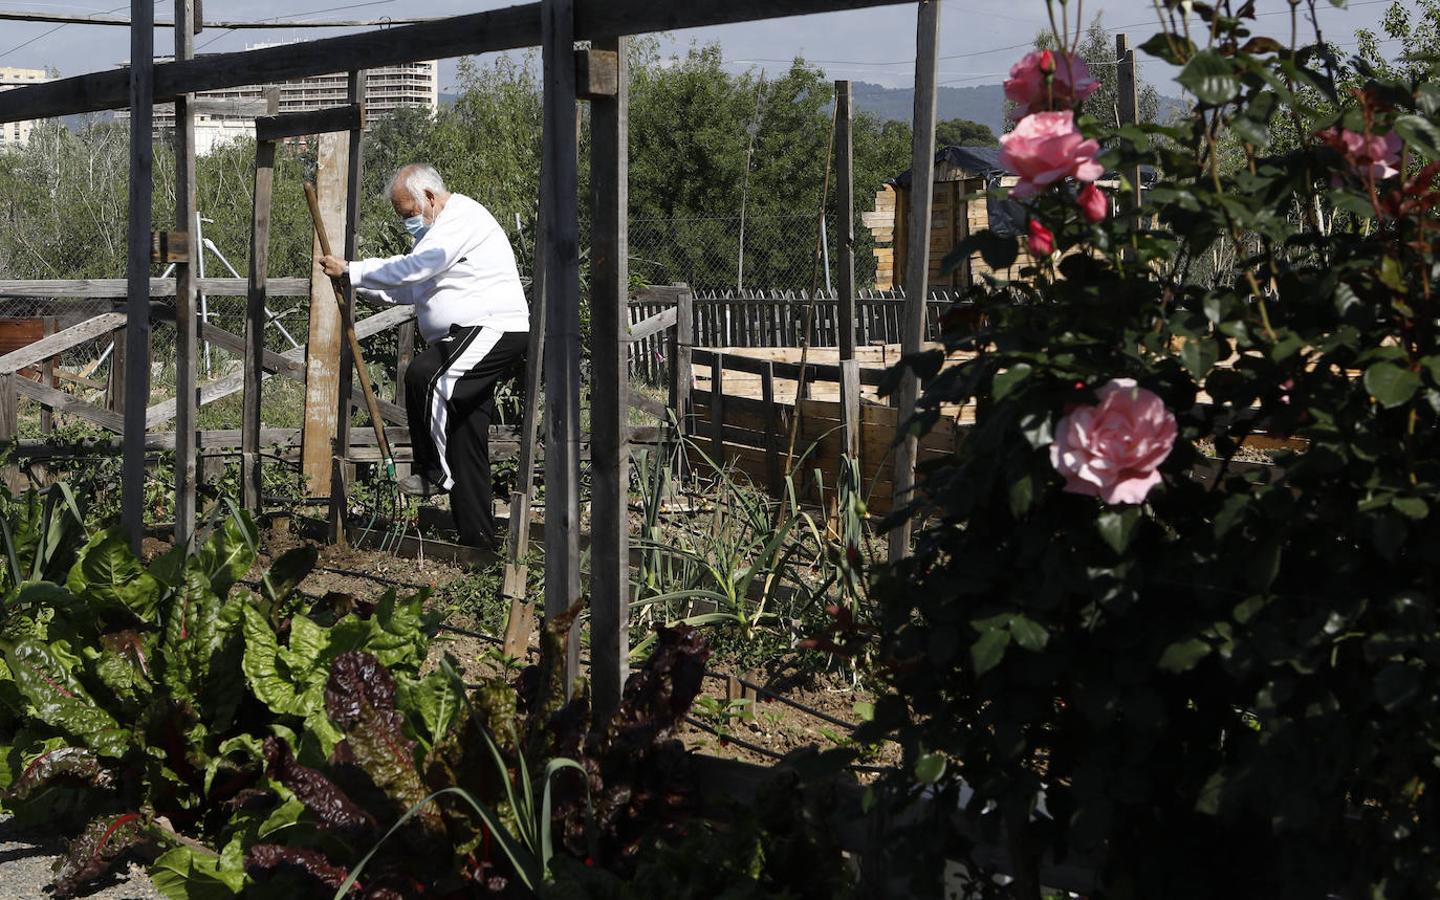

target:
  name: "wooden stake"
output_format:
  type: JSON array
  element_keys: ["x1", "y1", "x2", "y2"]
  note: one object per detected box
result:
[
  {"x1": 329, "y1": 70, "x2": 366, "y2": 544},
  {"x1": 300, "y1": 134, "x2": 347, "y2": 499},
  {"x1": 121, "y1": 0, "x2": 155, "y2": 552},
  {"x1": 836, "y1": 80, "x2": 856, "y2": 362},
  {"x1": 888, "y1": 0, "x2": 940, "y2": 563},
  {"x1": 173, "y1": 0, "x2": 199, "y2": 546},
  {"x1": 541, "y1": 0, "x2": 582, "y2": 690}
]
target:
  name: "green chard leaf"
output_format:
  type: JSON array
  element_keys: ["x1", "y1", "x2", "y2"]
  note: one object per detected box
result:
[
  {"x1": 65, "y1": 530, "x2": 162, "y2": 625},
  {"x1": 3, "y1": 639, "x2": 130, "y2": 757}
]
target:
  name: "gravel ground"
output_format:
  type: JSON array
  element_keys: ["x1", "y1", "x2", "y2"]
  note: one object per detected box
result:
[{"x1": 0, "y1": 818, "x2": 159, "y2": 899}]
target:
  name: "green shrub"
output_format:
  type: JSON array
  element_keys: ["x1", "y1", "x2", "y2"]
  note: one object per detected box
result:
[{"x1": 863, "y1": 5, "x2": 1440, "y2": 898}]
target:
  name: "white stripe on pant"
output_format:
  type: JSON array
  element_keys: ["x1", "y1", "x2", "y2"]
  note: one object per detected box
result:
[{"x1": 427, "y1": 326, "x2": 504, "y2": 490}]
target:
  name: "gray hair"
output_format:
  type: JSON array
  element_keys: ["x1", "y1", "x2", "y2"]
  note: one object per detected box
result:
[{"x1": 386, "y1": 163, "x2": 447, "y2": 208}]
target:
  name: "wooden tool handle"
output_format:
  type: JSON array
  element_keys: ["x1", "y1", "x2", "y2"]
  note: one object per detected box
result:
[
  {"x1": 303, "y1": 181, "x2": 394, "y2": 470},
  {"x1": 303, "y1": 182, "x2": 334, "y2": 259}
]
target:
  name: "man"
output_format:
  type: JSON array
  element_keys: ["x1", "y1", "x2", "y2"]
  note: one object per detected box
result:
[{"x1": 321, "y1": 162, "x2": 528, "y2": 551}]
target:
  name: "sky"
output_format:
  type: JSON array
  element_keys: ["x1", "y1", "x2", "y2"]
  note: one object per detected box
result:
[{"x1": 0, "y1": 0, "x2": 1402, "y2": 94}]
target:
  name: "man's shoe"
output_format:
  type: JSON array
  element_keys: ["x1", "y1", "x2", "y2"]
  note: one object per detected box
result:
[{"x1": 397, "y1": 473, "x2": 446, "y2": 497}]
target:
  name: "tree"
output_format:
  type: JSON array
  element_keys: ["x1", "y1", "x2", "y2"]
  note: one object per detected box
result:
[{"x1": 934, "y1": 117, "x2": 996, "y2": 148}]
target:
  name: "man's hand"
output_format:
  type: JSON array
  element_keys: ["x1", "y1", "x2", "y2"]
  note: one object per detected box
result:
[{"x1": 320, "y1": 255, "x2": 348, "y2": 278}]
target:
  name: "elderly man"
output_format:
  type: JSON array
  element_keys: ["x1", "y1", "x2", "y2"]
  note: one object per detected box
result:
[{"x1": 321, "y1": 163, "x2": 528, "y2": 551}]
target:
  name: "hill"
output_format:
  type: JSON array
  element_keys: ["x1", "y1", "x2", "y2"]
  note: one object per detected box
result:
[{"x1": 853, "y1": 81, "x2": 1007, "y2": 136}]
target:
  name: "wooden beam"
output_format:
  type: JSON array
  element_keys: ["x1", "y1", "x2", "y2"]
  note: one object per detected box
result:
[
  {"x1": 589, "y1": 32, "x2": 629, "y2": 720},
  {"x1": 1116, "y1": 34, "x2": 1142, "y2": 210},
  {"x1": 542, "y1": 0, "x2": 582, "y2": 691},
  {"x1": 242, "y1": 137, "x2": 276, "y2": 514},
  {"x1": 836, "y1": 80, "x2": 856, "y2": 361},
  {"x1": 0, "y1": 374, "x2": 17, "y2": 492},
  {"x1": 0, "y1": 277, "x2": 311, "y2": 298},
  {"x1": 575, "y1": 48, "x2": 618, "y2": 99},
  {"x1": 173, "y1": 0, "x2": 199, "y2": 546},
  {"x1": 122, "y1": 0, "x2": 155, "y2": 551},
  {"x1": 668, "y1": 287, "x2": 693, "y2": 483},
  {"x1": 0, "y1": 0, "x2": 911, "y2": 124},
  {"x1": 625, "y1": 305, "x2": 677, "y2": 344},
  {"x1": 150, "y1": 229, "x2": 190, "y2": 263},
  {"x1": 0, "y1": 312, "x2": 126, "y2": 374},
  {"x1": 255, "y1": 103, "x2": 363, "y2": 143},
  {"x1": 191, "y1": 97, "x2": 268, "y2": 116},
  {"x1": 888, "y1": 0, "x2": 940, "y2": 563},
  {"x1": 301, "y1": 132, "x2": 348, "y2": 498},
  {"x1": 15, "y1": 377, "x2": 126, "y2": 433}
]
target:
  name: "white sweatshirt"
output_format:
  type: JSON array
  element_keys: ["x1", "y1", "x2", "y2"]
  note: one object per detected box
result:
[{"x1": 348, "y1": 193, "x2": 530, "y2": 343}]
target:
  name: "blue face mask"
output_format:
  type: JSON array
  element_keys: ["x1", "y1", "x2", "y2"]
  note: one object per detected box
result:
[{"x1": 403, "y1": 214, "x2": 429, "y2": 240}]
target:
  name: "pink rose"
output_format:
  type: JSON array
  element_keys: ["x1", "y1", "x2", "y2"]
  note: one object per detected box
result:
[
  {"x1": 1004, "y1": 50, "x2": 1099, "y2": 114},
  {"x1": 1027, "y1": 219, "x2": 1054, "y2": 256},
  {"x1": 1049, "y1": 378, "x2": 1177, "y2": 505},
  {"x1": 1000, "y1": 111, "x2": 1105, "y2": 199},
  {"x1": 1077, "y1": 182, "x2": 1108, "y2": 223},
  {"x1": 1319, "y1": 127, "x2": 1402, "y2": 181}
]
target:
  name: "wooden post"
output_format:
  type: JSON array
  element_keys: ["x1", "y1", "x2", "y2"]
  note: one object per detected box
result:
[
  {"x1": 0, "y1": 373, "x2": 18, "y2": 493},
  {"x1": 329, "y1": 69, "x2": 366, "y2": 544},
  {"x1": 589, "y1": 34, "x2": 629, "y2": 719},
  {"x1": 241, "y1": 88, "x2": 279, "y2": 515},
  {"x1": 122, "y1": 0, "x2": 155, "y2": 551},
  {"x1": 1116, "y1": 34, "x2": 1142, "y2": 210},
  {"x1": 173, "y1": 0, "x2": 199, "y2": 546},
  {"x1": 839, "y1": 357, "x2": 860, "y2": 460},
  {"x1": 39, "y1": 318, "x2": 54, "y2": 435},
  {"x1": 888, "y1": 0, "x2": 940, "y2": 563},
  {"x1": 762, "y1": 361, "x2": 781, "y2": 495},
  {"x1": 710, "y1": 351, "x2": 725, "y2": 467},
  {"x1": 300, "y1": 132, "x2": 348, "y2": 500},
  {"x1": 668, "y1": 287, "x2": 693, "y2": 483},
  {"x1": 541, "y1": 0, "x2": 582, "y2": 690}
]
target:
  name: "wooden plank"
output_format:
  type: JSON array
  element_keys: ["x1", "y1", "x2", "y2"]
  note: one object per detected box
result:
[
  {"x1": 173, "y1": 0, "x2": 199, "y2": 546},
  {"x1": 588, "y1": 32, "x2": 629, "y2": 719},
  {"x1": 626, "y1": 305, "x2": 676, "y2": 343},
  {"x1": 839, "y1": 357, "x2": 860, "y2": 460},
  {"x1": 575, "y1": 47, "x2": 618, "y2": 99},
  {"x1": 0, "y1": 313, "x2": 127, "y2": 374},
  {"x1": 38, "y1": 319, "x2": 55, "y2": 436},
  {"x1": 121, "y1": 0, "x2": 155, "y2": 551},
  {"x1": 255, "y1": 102, "x2": 362, "y2": 142},
  {"x1": 0, "y1": 374, "x2": 17, "y2": 492},
  {"x1": 15, "y1": 377, "x2": 126, "y2": 433},
  {"x1": 888, "y1": 0, "x2": 940, "y2": 563},
  {"x1": 300, "y1": 132, "x2": 348, "y2": 497},
  {"x1": 0, "y1": 278, "x2": 310, "y2": 298},
  {"x1": 542, "y1": 0, "x2": 582, "y2": 690}
]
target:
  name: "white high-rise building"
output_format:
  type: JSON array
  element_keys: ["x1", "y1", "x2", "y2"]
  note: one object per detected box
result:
[
  {"x1": 120, "y1": 45, "x2": 438, "y2": 153},
  {"x1": 0, "y1": 66, "x2": 53, "y2": 147}
]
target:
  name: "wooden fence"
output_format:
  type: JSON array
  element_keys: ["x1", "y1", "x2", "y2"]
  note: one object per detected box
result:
[{"x1": 626, "y1": 287, "x2": 962, "y2": 384}]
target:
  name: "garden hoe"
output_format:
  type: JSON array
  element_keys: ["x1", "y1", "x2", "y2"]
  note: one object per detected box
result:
[{"x1": 303, "y1": 182, "x2": 405, "y2": 551}]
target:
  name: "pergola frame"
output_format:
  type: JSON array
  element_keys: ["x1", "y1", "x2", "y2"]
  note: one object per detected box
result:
[{"x1": 0, "y1": 0, "x2": 942, "y2": 714}]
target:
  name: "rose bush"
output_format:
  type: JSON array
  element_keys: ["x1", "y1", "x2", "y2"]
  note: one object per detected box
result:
[
  {"x1": 1004, "y1": 49, "x2": 1100, "y2": 115},
  {"x1": 859, "y1": 2, "x2": 1440, "y2": 898}
]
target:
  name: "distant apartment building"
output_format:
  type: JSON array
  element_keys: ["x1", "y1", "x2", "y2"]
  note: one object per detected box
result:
[
  {"x1": 119, "y1": 45, "x2": 438, "y2": 154},
  {"x1": 0, "y1": 66, "x2": 53, "y2": 146}
]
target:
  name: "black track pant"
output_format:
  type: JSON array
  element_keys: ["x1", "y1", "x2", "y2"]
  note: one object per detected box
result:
[{"x1": 404, "y1": 325, "x2": 527, "y2": 549}]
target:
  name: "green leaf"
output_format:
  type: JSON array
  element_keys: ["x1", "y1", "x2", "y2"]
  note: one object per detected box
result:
[
  {"x1": 1363, "y1": 362, "x2": 1421, "y2": 409},
  {"x1": 1097, "y1": 508, "x2": 1142, "y2": 555},
  {"x1": 1008, "y1": 615, "x2": 1048, "y2": 652},
  {"x1": 992, "y1": 363, "x2": 1032, "y2": 401},
  {"x1": 4, "y1": 639, "x2": 130, "y2": 757},
  {"x1": 1138, "y1": 32, "x2": 1194, "y2": 65},
  {"x1": 1178, "y1": 51, "x2": 1240, "y2": 106},
  {"x1": 943, "y1": 228, "x2": 1017, "y2": 273},
  {"x1": 1392, "y1": 496, "x2": 1429, "y2": 520},
  {"x1": 242, "y1": 605, "x2": 306, "y2": 717},
  {"x1": 260, "y1": 545, "x2": 317, "y2": 610},
  {"x1": 1158, "y1": 638, "x2": 1212, "y2": 673},
  {"x1": 65, "y1": 530, "x2": 162, "y2": 624},
  {"x1": 1394, "y1": 114, "x2": 1440, "y2": 160},
  {"x1": 192, "y1": 513, "x2": 259, "y2": 598},
  {"x1": 970, "y1": 629, "x2": 1010, "y2": 676},
  {"x1": 395, "y1": 671, "x2": 465, "y2": 749},
  {"x1": 149, "y1": 845, "x2": 245, "y2": 900},
  {"x1": 914, "y1": 752, "x2": 947, "y2": 785}
]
